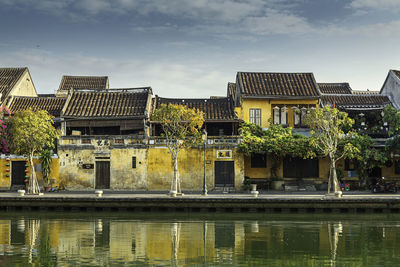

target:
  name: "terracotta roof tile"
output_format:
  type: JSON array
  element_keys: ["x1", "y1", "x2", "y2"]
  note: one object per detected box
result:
[
  {"x1": 63, "y1": 88, "x2": 150, "y2": 118},
  {"x1": 0, "y1": 67, "x2": 27, "y2": 101},
  {"x1": 321, "y1": 94, "x2": 392, "y2": 110},
  {"x1": 318, "y1": 83, "x2": 352, "y2": 94},
  {"x1": 9, "y1": 96, "x2": 66, "y2": 117},
  {"x1": 227, "y1": 82, "x2": 236, "y2": 100},
  {"x1": 352, "y1": 90, "x2": 379, "y2": 95},
  {"x1": 237, "y1": 72, "x2": 319, "y2": 98},
  {"x1": 58, "y1": 75, "x2": 108, "y2": 91},
  {"x1": 155, "y1": 96, "x2": 238, "y2": 121}
]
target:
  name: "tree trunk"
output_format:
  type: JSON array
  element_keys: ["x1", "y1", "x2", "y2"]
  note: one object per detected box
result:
[
  {"x1": 29, "y1": 154, "x2": 40, "y2": 194},
  {"x1": 328, "y1": 159, "x2": 340, "y2": 194},
  {"x1": 170, "y1": 155, "x2": 179, "y2": 195}
]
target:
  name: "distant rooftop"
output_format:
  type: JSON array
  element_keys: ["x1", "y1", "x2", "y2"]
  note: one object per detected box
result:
[
  {"x1": 0, "y1": 67, "x2": 28, "y2": 102},
  {"x1": 154, "y1": 96, "x2": 238, "y2": 121},
  {"x1": 63, "y1": 88, "x2": 151, "y2": 118},
  {"x1": 9, "y1": 96, "x2": 66, "y2": 117},
  {"x1": 318, "y1": 83, "x2": 352, "y2": 94},
  {"x1": 58, "y1": 75, "x2": 109, "y2": 91},
  {"x1": 237, "y1": 72, "x2": 320, "y2": 98}
]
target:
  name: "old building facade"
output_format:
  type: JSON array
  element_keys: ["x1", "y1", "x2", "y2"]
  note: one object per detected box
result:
[{"x1": 2, "y1": 67, "x2": 400, "y2": 191}]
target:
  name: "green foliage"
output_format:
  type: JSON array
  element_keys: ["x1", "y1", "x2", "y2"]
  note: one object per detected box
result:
[
  {"x1": 152, "y1": 104, "x2": 205, "y2": 153},
  {"x1": 152, "y1": 104, "x2": 204, "y2": 193},
  {"x1": 9, "y1": 109, "x2": 59, "y2": 194},
  {"x1": 240, "y1": 121, "x2": 317, "y2": 158},
  {"x1": 40, "y1": 149, "x2": 52, "y2": 185},
  {"x1": 10, "y1": 109, "x2": 58, "y2": 157},
  {"x1": 239, "y1": 121, "x2": 317, "y2": 178},
  {"x1": 242, "y1": 176, "x2": 251, "y2": 191},
  {"x1": 304, "y1": 106, "x2": 360, "y2": 162},
  {"x1": 383, "y1": 105, "x2": 400, "y2": 136},
  {"x1": 304, "y1": 106, "x2": 360, "y2": 193},
  {"x1": 349, "y1": 134, "x2": 387, "y2": 180},
  {"x1": 0, "y1": 106, "x2": 11, "y2": 153}
]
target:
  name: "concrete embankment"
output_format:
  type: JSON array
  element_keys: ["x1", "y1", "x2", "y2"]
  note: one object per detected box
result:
[{"x1": 1, "y1": 192, "x2": 400, "y2": 213}]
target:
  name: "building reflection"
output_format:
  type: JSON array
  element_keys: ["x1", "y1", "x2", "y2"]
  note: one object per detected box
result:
[{"x1": 0, "y1": 216, "x2": 397, "y2": 265}]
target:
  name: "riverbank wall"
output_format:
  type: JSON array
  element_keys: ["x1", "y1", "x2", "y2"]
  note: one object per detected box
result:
[{"x1": 1, "y1": 192, "x2": 400, "y2": 213}]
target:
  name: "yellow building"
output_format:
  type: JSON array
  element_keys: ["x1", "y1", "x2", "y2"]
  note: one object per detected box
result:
[
  {"x1": 58, "y1": 87, "x2": 152, "y2": 190},
  {"x1": 230, "y1": 72, "x2": 322, "y2": 188},
  {"x1": 149, "y1": 96, "x2": 243, "y2": 190},
  {"x1": 57, "y1": 89, "x2": 244, "y2": 191}
]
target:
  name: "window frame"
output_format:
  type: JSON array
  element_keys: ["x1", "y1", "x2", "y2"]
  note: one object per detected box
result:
[
  {"x1": 249, "y1": 108, "x2": 262, "y2": 126},
  {"x1": 272, "y1": 106, "x2": 288, "y2": 126},
  {"x1": 251, "y1": 153, "x2": 267, "y2": 168}
]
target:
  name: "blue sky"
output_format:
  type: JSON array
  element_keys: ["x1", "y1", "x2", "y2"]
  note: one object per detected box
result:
[{"x1": 1, "y1": 0, "x2": 400, "y2": 97}]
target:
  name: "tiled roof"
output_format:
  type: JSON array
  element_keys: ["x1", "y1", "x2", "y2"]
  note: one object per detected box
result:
[
  {"x1": 321, "y1": 94, "x2": 392, "y2": 110},
  {"x1": 392, "y1": 70, "x2": 400, "y2": 80},
  {"x1": 8, "y1": 96, "x2": 66, "y2": 117},
  {"x1": 318, "y1": 83, "x2": 352, "y2": 94},
  {"x1": 63, "y1": 88, "x2": 150, "y2": 118},
  {"x1": 352, "y1": 90, "x2": 379, "y2": 95},
  {"x1": 0, "y1": 67, "x2": 27, "y2": 101},
  {"x1": 58, "y1": 75, "x2": 108, "y2": 91},
  {"x1": 227, "y1": 82, "x2": 236, "y2": 100},
  {"x1": 155, "y1": 96, "x2": 238, "y2": 121},
  {"x1": 237, "y1": 72, "x2": 320, "y2": 98}
]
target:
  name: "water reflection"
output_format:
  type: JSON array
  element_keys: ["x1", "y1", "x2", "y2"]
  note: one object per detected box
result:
[{"x1": 0, "y1": 213, "x2": 399, "y2": 266}]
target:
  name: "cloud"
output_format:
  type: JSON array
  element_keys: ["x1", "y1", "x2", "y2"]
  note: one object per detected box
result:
[
  {"x1": 0, "y1": 0, "x2": 312, "y2": 35},
  {"x1": 349, "y1": 0, "x2": 400, "y2": 11},
  {"x1": 0, "y1": 49, "x2": 232, "y2": 97}
]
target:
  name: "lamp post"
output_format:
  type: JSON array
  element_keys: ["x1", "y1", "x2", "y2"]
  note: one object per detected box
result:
[{"x1": 203, "y1": 129, "x2": 208, "y2": 196}]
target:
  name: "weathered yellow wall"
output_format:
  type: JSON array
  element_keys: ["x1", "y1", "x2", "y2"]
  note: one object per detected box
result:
[
  {"x1": 319, "y1": 157, "x2": 330, "y2": 180},
  {"x1": 0, "y1": 156, "x2": 59, "y2": 190},
  {"x1": 147, "y1": 146, "x2": 244, "y2": 190},
  {"x1": 244, "y1": 156, "x2": 282, "y2": 179},
  {"x1": 238, "y1": 98, "x2": 318, "y2": 128},
  {"x1": 9, "y1": 71, "x2": 37, "y2": 99},
  {"x1": 59, "y1": 145, "x2": 147, "y2": 190},
  {"x1": 240, "y1": 99, "x2": 270, "y2": 128}
]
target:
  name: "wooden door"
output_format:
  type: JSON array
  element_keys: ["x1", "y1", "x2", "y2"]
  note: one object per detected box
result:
[
  {"x1": 283, "y1": 157, "x2": 319, "y2": 178},
  {"x1": 11, "y1": 161, "x2": 26, "y2": 186},
  {"x1": 96, "y1": 161, "x2": 110, "y2": 189},
  {"x1": 214, "y1": 161, "x2": 234, "y2": 187}
]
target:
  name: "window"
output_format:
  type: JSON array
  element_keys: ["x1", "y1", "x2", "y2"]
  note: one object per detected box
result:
[
  {"x1": 272, "y1": 106, "x2": 288, "y2": 126},
  {"x1": 249, "y1": 109, "x2": 261, "y2": 126},
  {"x1": 293, "y1": 107, "x2": 308, "y2": 127},
  {"x1": 344, "y1": 159, "x2": 355, "y2": 171},
  {"x1": 251, "y1": 153, "x2": 267, "y2": 168},
  {"x1": 281, "y1": 107, "x2": 287, "y2": 125},
  {"x1": 132, "y1": 157, "x2": 137, "y2": 168}
]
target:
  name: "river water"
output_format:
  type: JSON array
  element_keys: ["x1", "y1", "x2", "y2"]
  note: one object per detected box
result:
[{"x1": 0, "y1": 212, "x2": 399, "y2": 266}]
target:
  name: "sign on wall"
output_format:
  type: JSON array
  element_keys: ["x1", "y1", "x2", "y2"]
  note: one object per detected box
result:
[{"x1": 216, "y1": 150, "x2": 232, "y2": 159}]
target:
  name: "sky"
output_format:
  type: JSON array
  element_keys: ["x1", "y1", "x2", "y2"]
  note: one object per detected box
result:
[{"x1": 0, "y1": 0, "x2": 400, "y2": 97}]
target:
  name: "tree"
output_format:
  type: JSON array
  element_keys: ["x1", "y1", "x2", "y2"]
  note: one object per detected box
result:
[
  {"x1": 152, "y1": 104, "x2": 204, "y2": 196},
  {"x1": 0, "y1": 106, "x2": 11, "y2": 153},
  {"x1": 10, "y1": 109, "x2": 58, "y2": 194},
  {"x1": 304, "y1": 106, "x2": 359, "y2": 195},
  {"x1": 349, "y1": 134, "x2": 387, "y2": 187},
  {"x1": 239, "y1": 121, "x2": 317, "y2": 178}
]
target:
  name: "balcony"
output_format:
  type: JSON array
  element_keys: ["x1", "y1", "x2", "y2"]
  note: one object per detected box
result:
[
  {"x1": 148, "y1": 136, "x2": 242, "y2": 147},
  {"x1": 59, "y1": 135, "x2": 148, "y2": 148}
]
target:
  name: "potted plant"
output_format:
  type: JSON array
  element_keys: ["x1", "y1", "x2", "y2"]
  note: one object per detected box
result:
[{"x1": 40, "y1": 149, "x2": 52, "y2": 191}]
